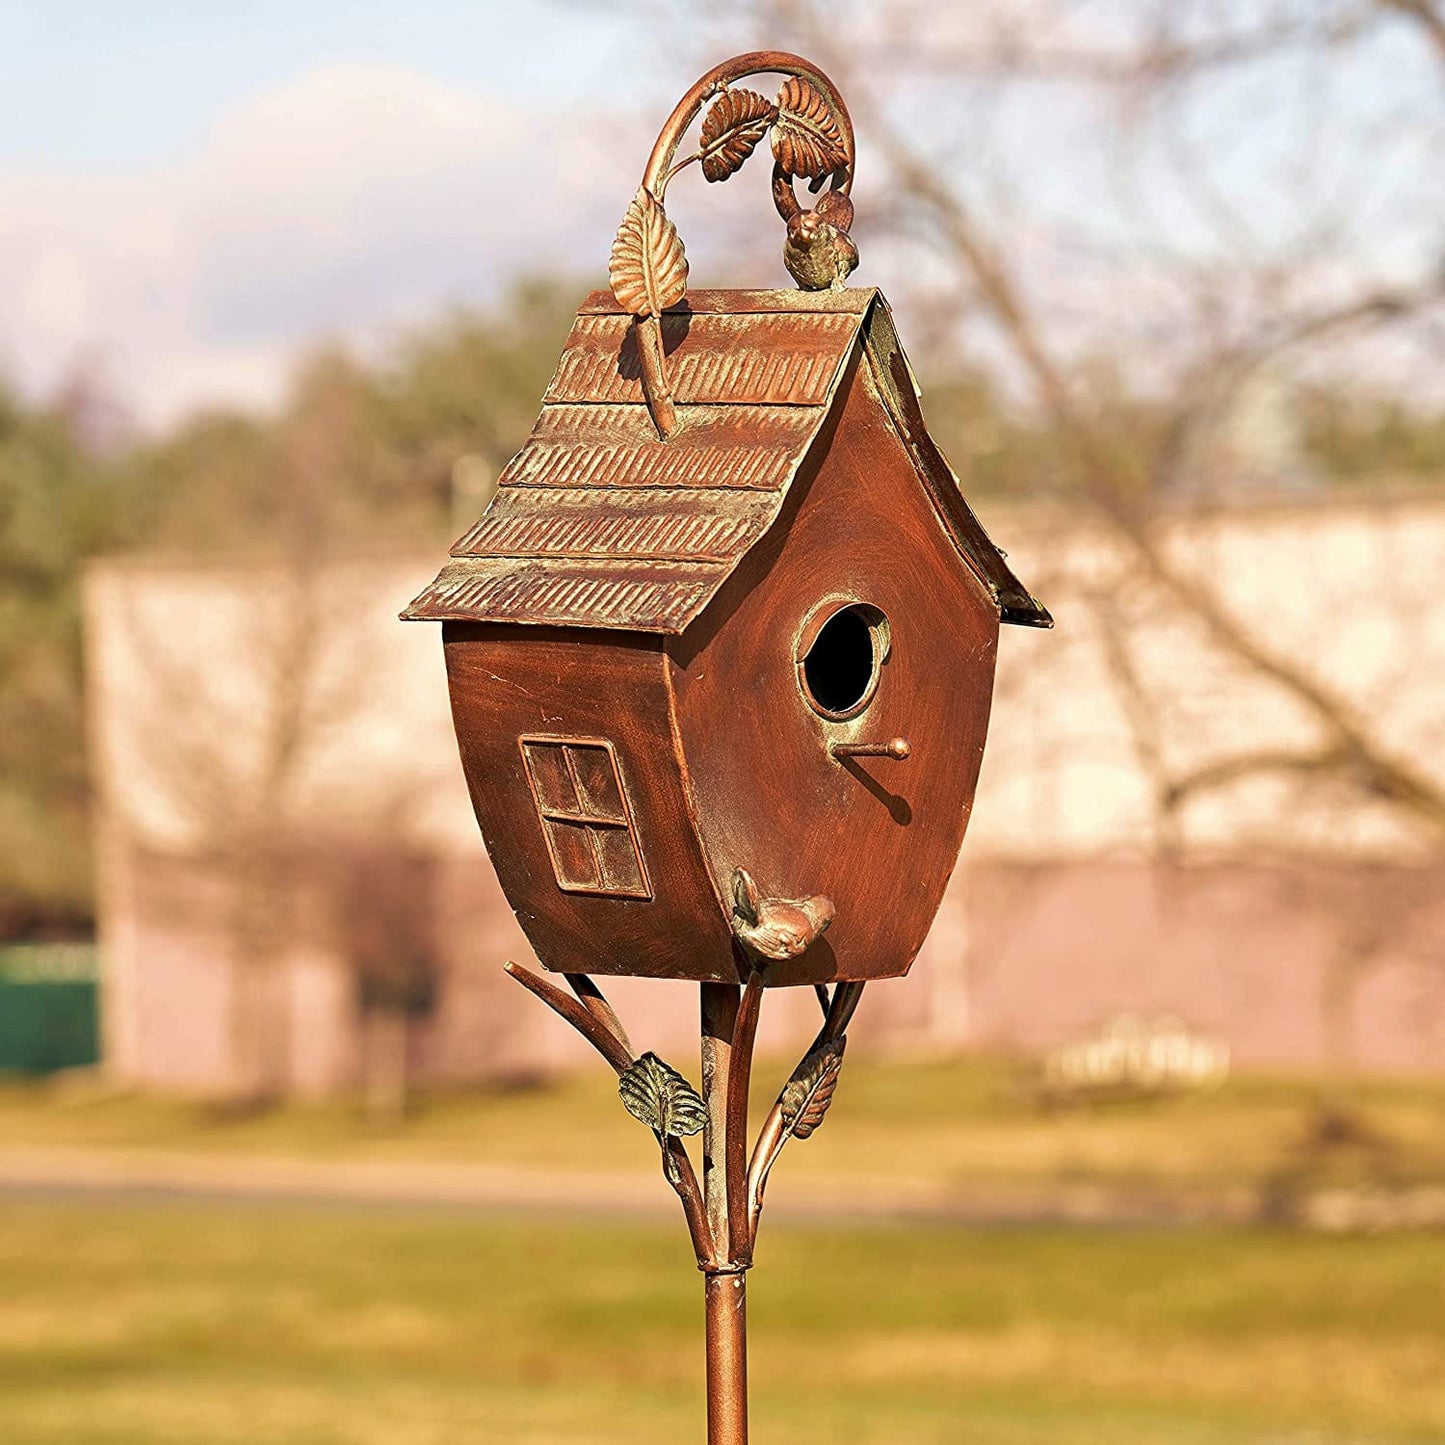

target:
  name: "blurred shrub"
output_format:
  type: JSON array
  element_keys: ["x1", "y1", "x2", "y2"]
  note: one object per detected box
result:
[{"x1": 1040, "y1": 1014, "x2": 1231, "y2": 1106}]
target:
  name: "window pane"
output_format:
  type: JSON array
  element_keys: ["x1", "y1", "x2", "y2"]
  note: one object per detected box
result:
[
  {"x1": 594, "y1": 825, "x2": 647, "y2": 897},
  {"x1": 542, "y1": 819, "x2": 601, "y2": 891},
  {"x1": 522, "y1": 741, "x2": 578, "y2": 813},
  {"x1": 568, "y1": 744, "x2": 627, "y2": 822},
  {"x1": 520, "y1": 735, "x2": 651, "y2": 899}
]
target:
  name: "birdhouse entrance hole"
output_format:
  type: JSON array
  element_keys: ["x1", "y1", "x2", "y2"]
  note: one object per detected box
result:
[{"x1": 797, "y1": 602, "x2": 890, "y2": 720}]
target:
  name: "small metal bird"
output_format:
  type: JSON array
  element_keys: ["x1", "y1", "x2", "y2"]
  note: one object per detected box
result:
[
  {"x1": 730, "y1": 868, "x2": 835, "y2": 963},
  {"x1": 782, "y1": 190, "x2": 859, "y2": 291}
]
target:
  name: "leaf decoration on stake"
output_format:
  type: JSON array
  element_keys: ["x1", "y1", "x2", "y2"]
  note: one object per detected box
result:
[
  {"x1": 699, "y1": 87, "x2": 778, "y2": 182},
  {"x1": 609, "y1": 187, "x2": 689, "y2": 318},
  {"x1": 619, "y1": 1052, "x2": 708, "y2": 1138},
  {"x1": 772, "y1": 76, "x2": 848, "y2": 180},
  {"x1": 779, "y1": 1036, "x2": 846, "y2": 1141}
]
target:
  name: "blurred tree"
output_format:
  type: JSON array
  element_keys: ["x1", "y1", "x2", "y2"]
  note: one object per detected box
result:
[
  {"x1": 1298, "y1": 385, "x2": 1445, "y2": 485},
  {"x1": 377, "y1": 277, "x2": 582, "y2": 530},
  {"x1": 0, "y1": 380, "x2": 144, "y2": 938},
  {"x1": 89, "y1": 278, "x2": 580, "y2": 1102},
  {"x1": 676, "y1": 0, "x2": 1445, "y2": 824},
  {"x1": 324, "y1": 843, "x2": 440, "y2": 1126},
  {"x1": 135, "y1": 276, "x2": 582, "y2": 555},
  {"x1": 0, "y1": 276, "x2": 576, "y2": 966},
  {"x1": 659, "y1": 1, "x2": 1445, "y2": 1107}
]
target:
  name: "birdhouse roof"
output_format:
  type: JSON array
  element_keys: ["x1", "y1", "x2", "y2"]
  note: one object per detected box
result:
[{"x1": 403, "y1": 288, "x2": 1050, "y2": 633}]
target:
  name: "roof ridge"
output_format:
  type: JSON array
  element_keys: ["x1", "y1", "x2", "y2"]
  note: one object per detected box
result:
[
  {"x1": 545, "y1": 308, "x2": 868, "y2": 409},
  {"x1": 578, "y1": 287, "x2": 879, "y2": 316},
  {"x1": 405, "y1": 287, "x2": 1046, "y2": 633}
]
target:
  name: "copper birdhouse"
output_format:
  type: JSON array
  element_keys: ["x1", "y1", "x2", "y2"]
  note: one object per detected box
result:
[{"x1": 404, "y1": 52, "x2": 1049, "y2": 991}]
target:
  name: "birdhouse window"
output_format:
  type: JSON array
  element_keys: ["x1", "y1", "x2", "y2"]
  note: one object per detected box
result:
[
  {"x1": 519, "y1": 737, "x2": 652, "y2": 899},
  {"x1": 797, "y1": 602, "x2": 891, "y2": 720}
]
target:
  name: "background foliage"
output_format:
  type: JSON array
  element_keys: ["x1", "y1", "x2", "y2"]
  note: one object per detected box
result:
[{"x1": 3, "y1": 270, "x2": 1443, "y2": 941}]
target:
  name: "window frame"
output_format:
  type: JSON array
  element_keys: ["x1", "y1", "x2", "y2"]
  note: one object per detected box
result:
[{"x1": 518, "y1": 735, "x2": 653, "y2": 900}]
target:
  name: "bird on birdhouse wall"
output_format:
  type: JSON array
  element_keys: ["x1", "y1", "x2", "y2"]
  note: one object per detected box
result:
[{"x1": 731, "y1": 868, "x2": 835, "y2": 963}]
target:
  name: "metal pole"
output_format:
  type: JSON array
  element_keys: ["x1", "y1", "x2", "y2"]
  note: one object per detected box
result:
[
  {"x1": 704, "y1": 1271, "x2": 748, "y2": 1445},
  {"x1": 701, "y1": 982, "x2": 748, "y2": 1444}
]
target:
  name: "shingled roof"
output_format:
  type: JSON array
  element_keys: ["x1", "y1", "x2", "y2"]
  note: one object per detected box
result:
[{"x1": 403, "y1": 288, "x2": 1050, "y2": 633}]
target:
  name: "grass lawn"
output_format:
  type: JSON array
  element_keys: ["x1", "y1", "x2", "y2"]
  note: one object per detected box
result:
[
  {"x1": 4, "y1": 1056, "x2": 1445, "y2": 1207},
  {"x1": 1, "y1": 1198, "x2": 1443, "y2": 1443}
]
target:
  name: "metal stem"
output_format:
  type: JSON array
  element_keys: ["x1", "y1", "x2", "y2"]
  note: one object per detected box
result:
[
  {"x1": 700, "y1": 983, "x2": 741, "y2": 1258},
  {"x1": 724, "y1": 973, "x2": 764, "y2": 1265},
  {"x1": 746, "y1": 981, "x2": 866, "y2": 1240},
  {"x1": 636, "y1": 315, "x2": 678, "y2": 440},
  {"x1": 700, "y1": 980, "x2": 752, "y2": 1442},
  {"x1": 642, "y1": 51, "x2": 856, "y2": 203},
  {"x1": 508, "y1": 960, "x2": 866, "y2": 1444},
  {"x1": 504, "y1": 962, "x2": 714, "y2": 1263},
  {"x1": 704, "y1": 1271, "x2": 748, "y2": 1445}
]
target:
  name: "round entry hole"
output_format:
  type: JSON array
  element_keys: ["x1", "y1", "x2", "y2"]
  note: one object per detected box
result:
[{"x1": 798, "y1": 603, "x2": 889, "y2": 719}]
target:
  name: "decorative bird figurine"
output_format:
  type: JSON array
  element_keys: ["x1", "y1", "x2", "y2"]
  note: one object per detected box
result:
[
  {"x1": 730, "y1": 868, "x2": 835, "y2": 963},
  {"x1": 782, "y1": 190, "x2": 859, "y2": 291}
]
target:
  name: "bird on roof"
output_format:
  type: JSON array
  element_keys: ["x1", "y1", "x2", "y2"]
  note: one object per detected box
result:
[
  {"x1": 782, "y1": 190, "x2": 860, "y2": 292},
  {"x1": 771, "y1": 163, "x2": 860, "y2": 292},
  {"x1": 730, "y1": 868, "x2": 835, "y2": 963}
]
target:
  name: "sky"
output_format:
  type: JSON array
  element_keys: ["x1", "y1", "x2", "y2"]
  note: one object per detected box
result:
[
  {"x1": 0, "y1": 1, "x2": 668, "y2": 426},
  {"x1": 2, "y1": 3, "x2": 1439, "y2": 430},
  {"x1": 1, "y1": 3, "x2": 632, "y2": 170}
]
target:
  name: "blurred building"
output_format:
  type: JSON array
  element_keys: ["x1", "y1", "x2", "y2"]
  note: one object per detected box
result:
[{"x1": 86, "y1": 489, "x2": 1445, "y2": 1094}]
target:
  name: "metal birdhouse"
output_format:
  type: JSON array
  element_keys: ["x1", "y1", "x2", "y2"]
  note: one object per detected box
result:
[
  {"x1": 402, "y1": 51, "x2": 1049, "y2": 1445},
  {"x1": 404, "y1": 62, "x2": 1048, "y2": 992}
]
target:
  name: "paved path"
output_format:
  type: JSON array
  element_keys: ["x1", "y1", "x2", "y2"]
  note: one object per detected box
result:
[
  {"x1": 0, "y1": 1144, "x2": 1270, "y2": 1225},
  {"x1": 10, "y1": 1146, "x2": 1444, "y2": 1230}
]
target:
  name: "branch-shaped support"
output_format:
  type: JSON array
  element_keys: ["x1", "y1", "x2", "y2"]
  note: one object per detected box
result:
[
  {"x1": 504, "y1": 962, "x2": 712, "y2": 1266},
  {"x1": 503, "y1": 958, "x2": 865, "y2": 1445},
  {"x1": 607, "y1": 51, "x2": 861, "y2": 439},
  {"x1": 746, "y1": 981, "x2": 861, "y2": 1238}
]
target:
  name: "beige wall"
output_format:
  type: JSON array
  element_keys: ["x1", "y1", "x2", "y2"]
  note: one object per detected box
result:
[
  {"x1": 975, "y1": 488, "x2": 1445, "y2": 860},
  {"x1": 85, "y1": 493, "x2": 1445, "y2": 1092}
]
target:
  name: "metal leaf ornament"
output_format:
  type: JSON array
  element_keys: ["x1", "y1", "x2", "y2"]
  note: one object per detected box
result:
[
  {"x1": 699, "y1": 87, "x2": 778, "y2": 182},
  {"x1": 619, "y1": 1052, "x2": 708, "y2": 1138},
  {"x1": 609, "y1": 187, "x2": 689, "y2": 318},
  {"x1": 780, "y1": 1036, "x2": 846, "y2": 1140},
  {"x1": 771, "y1": 76, "x2": 847, "y2": 180}
]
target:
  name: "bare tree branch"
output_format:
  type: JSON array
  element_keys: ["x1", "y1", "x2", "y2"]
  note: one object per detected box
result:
[
  {"x1": 1378, "y1": 0, "x2": 1445, "y2": 66},
  {"x1": 756, "y1": 0, "x2": 1445, "y2": 836}
]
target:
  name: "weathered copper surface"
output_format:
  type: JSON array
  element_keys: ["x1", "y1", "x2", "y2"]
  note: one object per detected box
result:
[
  {"x1": 403, "y1": 50, "x2": 1052, "y2": 1444},
  {"x1": 546, "y1": 309, "x2": 862, "y2": 406},
  {"x1": 403, "y1": 293, "x2": 1046, "y2": 632},
  {"x1": 664, "y1": 343, "x2": 1007, "y2": 986},
  {"x1": 414, "y1": 270, "x2": 1048, "y2": 985},
  {"x1": 443, "y1": 624, "x2": 739, "y2": 982}
]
